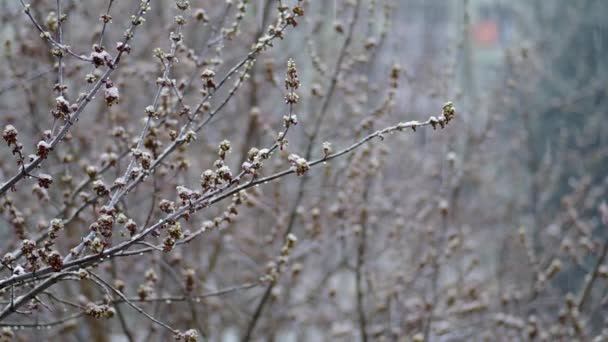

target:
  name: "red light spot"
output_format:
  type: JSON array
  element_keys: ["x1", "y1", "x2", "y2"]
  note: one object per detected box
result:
[{"x1": 474, "y1": 21, "x2": 498, "y2": 46}]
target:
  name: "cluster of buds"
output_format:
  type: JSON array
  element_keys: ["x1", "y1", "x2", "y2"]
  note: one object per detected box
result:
[
  {"x1": 176, "y1": 185, "x2": 201, "y2": 205},
  {"x1": 116, "y1": 41, "x2": 131, "y2": 54},
  {"x1": 89, "y1": 214, "x2": 114, "y2": 239},
  {"x1": 288, "y1": 154, "x2": 309, "y2": 176},
  {"x1": 89, "y1": 237, "x2": 105, "y2": 254},
  {"x1": 277, "y1": 131, "x2": 288, "y2": 150},
  {"x1": 1, "y1": 252, "x2": 15, "y2": 267},
  {"x1": 429, "y1": 102, "x2": 457, "y2": 129},
  {"x1": 284, "y1": 59, "x2": 300, "y2": 104},
  {"x1": 36, "y1": 140, "x2": 52, "y2": 159},
  {"x1": 176, "y1": 0, "x2": 190, "y2": 11},
  {"x1": 37, "y1": 173, "x2": 53, "y2": 188},
  {"x1": 145, "y1": 105, "x2": 158, "y2": 119},
  {"x1": 139, "y1": 151, "x2": 153, "y2": 170},
  {"x1": 200, "y1": 169, "x2": 217, "y2": 190},
  {"x1": 241, "y1": 148, "x2": 270, "y2": 176},
  {"x1": 183, "y1": 130, "x2": 197, "y2": 144},
  {"x1": 21, "y1": 239, "x2": 40, "y2": 271},
  {"x1": 442, "y1": 101, "x2": 456, "y2": 122},
  {"x1": 2, "y1": 125, "x2": 18, "y2": 146},
  {"x1": 92, "y1": 180, "x2": 110, "y2": 196},
  {"x1": 85, "y1": 303, "x2": 115, "y2": 319},
  {"x1": 124, "y1": 219, "x2": 138, "y2": 237},
  {"x1": 45, "y1": 11, "x2": 59, "y2": 31},
  {"x1": 85, "y1": 72, "x2": 99, "y2": 84},
  {"x1": 218, "y1": 140, "x2": 231, "y2": 159},
  {"x1": 217, "y1": 165, "x2": 233, "y2": 183},
  {"x1": 129, "y1": 149, "x2": 148, "y2": 172},
  {"x1": 53, "y1": 81, "x2": 68, "y2": 94},
  {"x1": 44, "y1": 250, "x2": 63, "y2": 271},
  {"x1": 90, "y1": 44, "x2": 113, "y2": 68},
  {"x1": 261, "y1": 233, "x2": 298, "y2": 284},
  {"x1": 163, "y1": 221, "x2": 184, "y2": 253},
  {"x1": 283, "y1": 114, "x2": 298, "y2": 128},
  {"x1": 52, "y1": 95, "x2": 75, "y2": 120},
  {"x1": 278, "y1": 1, "x2": 304, "y2": 27},
  {"x1": 175, "y1": 329, "x2": 198, "y2": 342},
  {"x1": 200, "y1": 68, "x2": 216, "y2": 89},
  {"x1": 281, "y1": 233, "x2": 298, "y2": 257},
  {"x1": 130, "y1": 12, "x2": 147, "y2": 26},
  {"x1": 115, "y1": 213, "x2": 137, "y2": 238},
  {"x1": 104, "y1": 79, "x2": 120, "y2": 106},
  {"x1": 170, "y1": 30, "x2": 184, "y2": 42},
  {"x1": 3, "y1": 124, "x2": 24, "y2": 163},
  {"x1": 49, "y1": 219, "x2": 64, "y2": 240},
  {"x1": 364, "y1": 37, "x2": 377, "y2": 51},
  {"x1": 21, "y1": 239, "x2": 36, "y2": 255},
  {"x1": 159, "y1": 199, "x2": 176, "y2": 214},
  {"x1": 200, "y1": 159, "x2": 234, "y2": 191},
  {"x1": 137, "y1": 283, "x2": 153, "y2": 301},
  {"x1": 253, "y1": 21, "x2": 282, "y2": 53}
]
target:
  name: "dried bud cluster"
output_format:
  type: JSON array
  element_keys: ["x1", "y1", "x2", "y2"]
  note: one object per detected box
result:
[
  {"x1": 283, "y1": 114, "x2": 298, "y2": 128},
  {"x1": 200, "y1": 69, "x2": 216, "y2": 89},
  {"x1": 429, "y1": 101, "x2": 457, "y2": 129},
  {"x1": 200, "y1": 163, "x2": 233, "y2": 192},
  {"x1": 85, "y1": 303, "x2": 115, "y2": 319},
  {"x1": 92, "y1": 180, "x2": 110, "y2": 196},
  {"x1": 2, "y1": 125, "x2": 25, "y2": 166},
  {"x1": 241, "y1": 148, "x2": 270, "y2": 176},
  {"x1": 52, "y1": 96, "x2": 73, "y2": 119},
  {"x1": 218, "y1": 140, "x2": 231, "y2": 159},
  {"x1": 288, "y1": 154, "x2": 309, "y2": 176},
  {"x1": 89, "y1": 214, "x2": 114, "y2": 241},
  {"x1": 104, "y1": 80, "x2": 120, "y2": 106},
  {"x1": 36, "y1": 140, "x2": 52, "y2": 159},
  {"x1": 37, "y1": 173, "x2": 53, "y2": 188},
  {"x1": 163, "y1": 221, "x2": 184, "y2": 252},
  {"x1": 45, "y1": 250, "x2": 63, "y2": 271},
  {"x1": 90, "y1": 44, "x2": 113, "y2": 68},
  {"x1": 2, "y1": 125, "x2": 18, "y2": 146},
  {"x1": 175, "y1": 329, "x2": 198, "y2": 342},
  {"x1": 284, "y1": 58, "x2": 300, "y2": 104}
]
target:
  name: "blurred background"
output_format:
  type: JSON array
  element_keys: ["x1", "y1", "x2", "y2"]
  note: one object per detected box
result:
[{"x1": 0, "y1": 0, "x2": 607, "y2": 341}]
